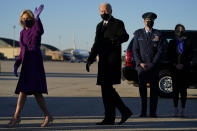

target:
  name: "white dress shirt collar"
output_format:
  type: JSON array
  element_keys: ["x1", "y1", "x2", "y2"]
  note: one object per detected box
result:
[{"x1": 145, "y1": 28, "x2": 152, "y2": 33}]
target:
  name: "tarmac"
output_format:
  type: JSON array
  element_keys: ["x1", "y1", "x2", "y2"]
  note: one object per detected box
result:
[{"x1": 0, "y1": 61, "x2": 197, "y2": 131}]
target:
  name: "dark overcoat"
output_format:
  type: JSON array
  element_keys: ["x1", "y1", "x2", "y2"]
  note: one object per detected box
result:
[
  {"x1": 88, "y1": 16, "x2": 129, "y2": 85},
  {"x1": 133, "y1": 28, "x2": 163, "y2": 74},
  {"x1": 15, "y1": 18, "x2": 47, "y2": 94},
  {"x1": 168, "y1": 37, "x2": 192, "y2": 71},
  {"x1": 168, "y1": 37, "x2": 192, "y2": 85}
]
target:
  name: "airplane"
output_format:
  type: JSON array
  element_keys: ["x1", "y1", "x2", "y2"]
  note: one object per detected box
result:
[
  {"x1": 64, "y1": 34, "x2": 89, "y2": 63},
  {"x1": 70, "y1": 49, "x2": 89, "y2": 62},
  {"x1": 63, "y1": 51, "x2": 73, "y2": 61}
]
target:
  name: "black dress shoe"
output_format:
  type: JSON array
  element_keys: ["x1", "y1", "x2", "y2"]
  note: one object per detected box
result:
[
  {"x1": 96, "y1": 120, "x2": 114, "y2": 125},
  {"x1": 119, "y1": 110, "x2": 133, "y2": 125},
  {"x1": 139, "y1": 113, "x2": 147, "y2": 117},
  {"x1": 150, "y1": 113, "x2": 157, "y2": 117}
]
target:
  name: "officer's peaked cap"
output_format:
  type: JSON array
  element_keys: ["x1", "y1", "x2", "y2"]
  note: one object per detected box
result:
[{"x1": 142, "y1": 12, "x2": 157, "y2": 20}]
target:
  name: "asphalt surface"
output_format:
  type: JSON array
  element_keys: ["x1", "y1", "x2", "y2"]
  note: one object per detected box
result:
[{"x1": 0, "y1": 61, "x2": 197, "y2": 131}]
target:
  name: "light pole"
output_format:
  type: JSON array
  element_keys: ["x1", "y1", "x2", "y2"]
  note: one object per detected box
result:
[
  {"x1": 86, "y1": 42, "x2": 89, "y2": 51},
  {"x1": 13, "y1": 25, "x2": 16, "y2": 59},
  {"x1": 58, "y1": 35, "x2": 61, "y2": 50}
]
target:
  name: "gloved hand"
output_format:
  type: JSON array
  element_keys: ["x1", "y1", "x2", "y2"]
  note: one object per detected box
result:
[
  {"x1": 86, "y1": 62, "x2": 91, "y2": 72},
  {"x1": 14, "y1": 65, "x2": 18, "y2": 77},
  {"x1": 34, "y1": 4, "x2": 44, "y2": 19}
]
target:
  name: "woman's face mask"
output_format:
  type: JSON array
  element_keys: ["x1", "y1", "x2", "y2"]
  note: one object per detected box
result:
[
  {"x1": 175, "y1": 26, "x2": 185, "y2": 38},
  {"x1": 23, "y1": 19, "x2": 34, "y2": 28},
  {"x1": 175, "y1": 30, "x2": 185, "y2": 38}
]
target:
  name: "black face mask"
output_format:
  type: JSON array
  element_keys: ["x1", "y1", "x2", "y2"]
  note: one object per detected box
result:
[
  {"x1": 175, "y1": 30, "x2": 185, "y2": 38},
  {"x1": 101, "y1": 13, "x2": 110, "y2": 20},
  {"x1": 23, "y1": 20, "x2": 34, "y2": 28},
  {"x1": 147, "y1": 21, "x2": 154, "y2": 28}
]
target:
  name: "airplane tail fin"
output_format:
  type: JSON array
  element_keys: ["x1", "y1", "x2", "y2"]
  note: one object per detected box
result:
[{"x1": 73, "y1": 33, "x2": 76, "y2": 50}]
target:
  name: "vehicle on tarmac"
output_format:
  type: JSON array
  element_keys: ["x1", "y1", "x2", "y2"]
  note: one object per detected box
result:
[{"x1": 122, "y1": 30, "x2": 197, "y2": 97}]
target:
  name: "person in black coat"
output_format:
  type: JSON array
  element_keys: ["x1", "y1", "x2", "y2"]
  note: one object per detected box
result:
[
  {"x1": 168, "y1": 24, "x2": 192, "y2": 117},
  {"x1": 133, "y1": 12, "x2": 163, "y2": 117},
  {"x1": 86, "y1": 3, "x2": 132, "y2": 125}
]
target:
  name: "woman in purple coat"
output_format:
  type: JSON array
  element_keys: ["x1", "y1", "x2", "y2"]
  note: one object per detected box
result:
[{"x1": 8, "y1": 5, "x2": 53, "y2": 127}]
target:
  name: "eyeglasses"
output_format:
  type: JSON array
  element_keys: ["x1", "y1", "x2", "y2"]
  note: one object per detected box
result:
[
  {"x1": 145, "y1": 19, "x2": 154, "y2": 22},
  {"x1": 21, "y1": 18, "x2": 31, "y2": 21}
]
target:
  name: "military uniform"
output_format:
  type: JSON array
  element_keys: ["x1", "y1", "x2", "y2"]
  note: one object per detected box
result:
[{"x1": 133, "y1": 12, "x2": 163, "y2": 117}]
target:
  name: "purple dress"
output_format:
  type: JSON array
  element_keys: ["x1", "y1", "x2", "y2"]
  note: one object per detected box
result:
[{"x1": 14, "y1": 18, "x2": 47, "y2": 94}]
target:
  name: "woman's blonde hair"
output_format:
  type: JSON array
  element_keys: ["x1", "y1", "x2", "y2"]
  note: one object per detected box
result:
[{"x1": 19, "y1": 10, "x2": 34, "y2": 28}]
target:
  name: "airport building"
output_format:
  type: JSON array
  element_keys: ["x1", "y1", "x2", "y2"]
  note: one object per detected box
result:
[{"x1": 0, "y1": 37, "x2": 66, "y2": 61}]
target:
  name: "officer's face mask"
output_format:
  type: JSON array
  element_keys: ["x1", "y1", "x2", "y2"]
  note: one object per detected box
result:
[
  {"x1": 147, "y1": 20, "x2": 154, "y2": 28},
  {"x1": 175, "y1": 30, "x2": 185, "y2": 38},
  {"x1": 23, "y1": 19, "x2": 34, "y2": 28},
  {"x1": 101, "y1": 13, "x2": 110, "y2": 21}
]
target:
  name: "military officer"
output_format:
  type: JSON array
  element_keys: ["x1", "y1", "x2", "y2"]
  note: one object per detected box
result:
[{"x1": 133, "y1": 12, "x2": 163, "y2": 117}]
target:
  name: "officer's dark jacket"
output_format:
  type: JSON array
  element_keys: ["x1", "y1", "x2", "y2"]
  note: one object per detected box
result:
[
  {"x1": 133, "y1": 28, "x2": 163, "y2": 70},
  {"x1": 168, "y1": 37, "x2": 192, "y2": 71},
  {"x1": 88, "y1": 16, "x2": 129, "y2": 85}
]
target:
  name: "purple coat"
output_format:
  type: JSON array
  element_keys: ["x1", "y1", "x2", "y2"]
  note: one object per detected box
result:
[{"x1": 15, "y1": 18, "x2": 47, "y2": 94}]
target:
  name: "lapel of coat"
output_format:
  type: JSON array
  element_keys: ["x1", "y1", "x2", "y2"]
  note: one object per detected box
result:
[
  {"x1": 143, "y1": 28, "x2": 149, "y2": 41},
  {"x1": 103, "y1": 16, "x2": 115, "y2": 34},
  {"x1": 182, "y1": 38, "x2": 188, "y2": 54},
  {"x1": 143, "y1": 28, "x2": 152, "y2": 43},
  {"x1": 148, "y1": 28, "x2": 156, "y2": 43},
  {"x1": 150, "y1": 28, "x2": 155, "y2": 41},
  {"x1": 96, "y1": 22, "x2": 104, "y2": 37},
  {"x1": 106, "y1": 16, "x2": 114, "y2": 28},
  {"x1": 97, "y1": 22, "x2": 103, "y2": 32}
]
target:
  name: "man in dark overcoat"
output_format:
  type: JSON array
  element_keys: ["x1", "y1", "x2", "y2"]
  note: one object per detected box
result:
[
  {"x1": 86, "y1": 3, "x2": 132, "y2": 125},
  {"x1": 133, "y1": 12, "x2": 163, "y2": 117}
]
